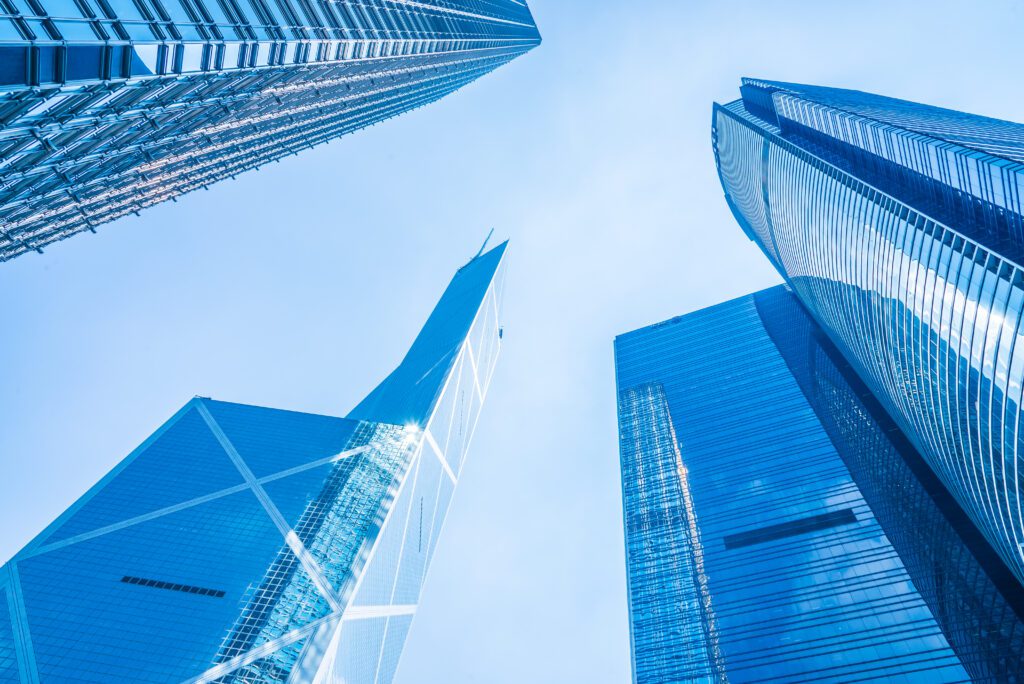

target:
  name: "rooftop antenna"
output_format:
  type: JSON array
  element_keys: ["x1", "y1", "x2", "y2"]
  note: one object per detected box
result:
[{"x1": 474, "y1": 227, "x2": 495, "y2": 259}]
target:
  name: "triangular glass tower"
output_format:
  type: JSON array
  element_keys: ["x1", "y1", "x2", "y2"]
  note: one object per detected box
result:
[{"x1": 0, "y1": 240, "x2": 507, "y2": 683}]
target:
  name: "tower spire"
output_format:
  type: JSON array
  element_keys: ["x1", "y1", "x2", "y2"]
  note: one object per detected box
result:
[{"x1": 474, "y1": 227, "x2": 495, "y2": 259}]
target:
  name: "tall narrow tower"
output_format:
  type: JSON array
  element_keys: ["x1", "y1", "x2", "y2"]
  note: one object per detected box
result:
[
  {"x1": 0, "y1": 240, "x2": 507, "y2": 683},
  {"x1": 0, "y1": 0, "x2": 540, "y2": 260}
]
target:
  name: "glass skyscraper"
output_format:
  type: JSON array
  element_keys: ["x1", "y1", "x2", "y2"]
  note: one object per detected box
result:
[
  {"x1": 615, "y1": 285, "x2": 1024, "y2": 683},
  {"x1": 0, "y1": 240, "x2": 506, "y2": 683},
  {"x1": 0, "y1": 1, "x2": 539, "y2": 260},
  {"x1": 713, "y1": 79, "x2": 1024, "y2": 589}
]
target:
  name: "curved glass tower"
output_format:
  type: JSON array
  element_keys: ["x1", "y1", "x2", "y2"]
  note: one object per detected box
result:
[
  {"x1": 713, "y1": 79, "x2": 1024, "y2": 588},
  {"x1": 0, "y1": 1, "x2": 539, "y2": 260},
  {"x1": 0, "y1": 241, "x2": 507, "y2": 683}
]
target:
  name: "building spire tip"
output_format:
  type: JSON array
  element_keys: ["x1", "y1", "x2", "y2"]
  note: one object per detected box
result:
[{"x1": 474, "y1": 227, "x2": 495, "y2": 260}]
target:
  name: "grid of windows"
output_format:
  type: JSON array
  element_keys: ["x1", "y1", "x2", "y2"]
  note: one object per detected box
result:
[
  {"x1": 618, "y1": 382, "x2": 723, "y2": 684},
  {"x1": 746, "y1": 78, "x2": 1024, "y2": 164},
  {"x1": 742, "y1": 79, "x2": 1024, "y2": 265},
  {"x1": 714, "y1": 85, "x2": 1024, "y2": 589},
  {"x1": 0, "y1": 0, "x2": 538, "y2": 49},
  {"x1": 615, "y1": 292, "x2": 971, "y2": 682},
  {"x1": 0, "y1": 1, "x2": 539, "y2": 260}
]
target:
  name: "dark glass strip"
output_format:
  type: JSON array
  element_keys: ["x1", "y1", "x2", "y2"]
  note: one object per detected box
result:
[
  {"x1": 723, "y1": 508, "x2": 857, "y2": 549},
  {"x1": 120, "y1": 574, "x2": 225, "y2": 598}
]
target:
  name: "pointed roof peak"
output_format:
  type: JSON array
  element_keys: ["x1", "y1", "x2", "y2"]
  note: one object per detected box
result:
[{"x1": 347, "y1": 238, "x2": 508, "y2": 426}]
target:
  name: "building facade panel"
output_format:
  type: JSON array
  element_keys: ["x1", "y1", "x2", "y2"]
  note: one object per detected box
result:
[
  {"x1": 0, "y1": 2, "x2": 539, "y2": 260},
  {"x1": 713, "y1": 83, "x2": 1024, "y2": 587},
  {"x1": 617, "y1": 382, "x2": 722, "y2": 684},
  {"x1": 615, "y1": 290, "x2": 995, "y2": 683},
  {"x1": 753, "y1": 286, "x2": 1024, "y2": 682},
  {"x1": 616, "y1": 286, "x2": 1024, "y2": 682}
]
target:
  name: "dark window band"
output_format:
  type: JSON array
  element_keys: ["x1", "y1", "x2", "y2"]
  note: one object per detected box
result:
[
  {"x1": 121, "y1": 575, "x2": 225, "y2": 597},
  {"x1": 724, "y1": 508, "x2": 857, "y2": 550}
]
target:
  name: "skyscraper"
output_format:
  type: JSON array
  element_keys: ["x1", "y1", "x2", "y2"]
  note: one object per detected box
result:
[
  {"x1": 0, "y1": 240, "x2": 507, "y2": 683},
  {"x1": 0, "y1": 2, "x2": 540, "y2": 261},
  {"x1": 615, "y1": 286, "x2": 1024, "y2": 683},
  {"x1": 713, "y1": 79, "x2": 1024, "y2": 587}
]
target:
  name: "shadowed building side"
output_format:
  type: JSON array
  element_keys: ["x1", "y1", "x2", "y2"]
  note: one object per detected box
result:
[
  {"x1": 616, "y1": 287, "x2": 1024, "y2": 682},
  {"x1": 753, "y1": 286, "x2": 1024, "y2": 682}
]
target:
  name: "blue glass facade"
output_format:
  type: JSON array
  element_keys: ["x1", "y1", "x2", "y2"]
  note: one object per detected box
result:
[
  {"x1": 0, "y1": 2, "x2": 539, "y2": 260},
  {"x1": 714, "y1": 79, "x2": 1024, "y2": 588},
  {"x1": 615, "y1": 286, "x2": 1024, "y2": 683},
  {"x1": 0, "y1": 241, "x2": 507, "y2": 683}
]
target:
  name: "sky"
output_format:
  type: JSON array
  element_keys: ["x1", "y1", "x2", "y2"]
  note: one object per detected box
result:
[{"x1": 2, "y1": 1, "x2": 1024, "y2": 682}]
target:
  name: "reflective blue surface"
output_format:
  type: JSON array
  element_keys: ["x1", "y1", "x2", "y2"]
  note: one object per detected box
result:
[
  {"x1": 743, "y1": 79, "x2": 1024, "y2": 264},
  {"x1": 714, "y1": 80, "x2": 1024, "y2": 588},
  {"x1": 0, "y1": 587, "x2": 18, "y2": 684},
  {"x1": 0, "y1": 243, "x2": 506, "y2": 683},
  {"x1": 615, "y1": 289, "x2": 1002, "y2": 682},
  {"x1": 0, "y1": 4, "x2": 540, "y2": 261},
  {"x1": 39, "y1": 406, "x2": 247, "y2": 545},
  {"x1": 755, "y1": 286, "x2": 1024, "y2": 682},
  {"x1": 21, "y1": 485, "x2": 289, "y2": 682},
  {"x1": 349, "y1": 241, "x2": 507, "y2": 426}
]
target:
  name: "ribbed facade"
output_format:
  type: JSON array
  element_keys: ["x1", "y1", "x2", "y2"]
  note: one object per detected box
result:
[
  {"x1": 0, "y1": 241, "x2": 507, "y2": 683},
  {"x1": 0, "y1": 1, "x2": 539, "y2": 260},
  {"x1": 614, "y1": 286, "x2": 1024, "y2": 683},
  {"x1": 754, "y1": 286, "x2": 1024, "y2": 683},
  {"x1": 713, "y1": 79, "x2": 1024, "y2": 588}
]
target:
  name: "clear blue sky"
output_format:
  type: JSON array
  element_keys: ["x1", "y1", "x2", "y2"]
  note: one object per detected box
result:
[{"x1": 2, "y1": 1, "x2": 1023, "y2": 681}]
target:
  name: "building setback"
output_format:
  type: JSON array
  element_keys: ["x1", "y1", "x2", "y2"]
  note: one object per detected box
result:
[
  {"x1": 0, "y1": 1, "x2": 540, "y2": 260},
  {"x1": 0, "y1": 240, "x2": 507, "y2": 683}
]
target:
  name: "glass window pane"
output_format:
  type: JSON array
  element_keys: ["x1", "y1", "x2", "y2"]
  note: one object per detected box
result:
[
  {"x1": 0, "y1": 18, "x2": 22, "y2": 38},
  {"x1": 53, "y1": 19, "x2": 98, "y2": 38},
  {"x1": 104, "y1": 0, "x2": 144, "y2": 20},
  {"x1": 40, "y1": 0, "x2": 87, "y2": 18}
]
